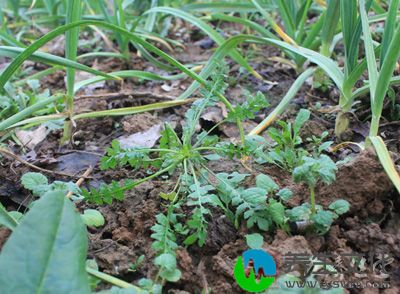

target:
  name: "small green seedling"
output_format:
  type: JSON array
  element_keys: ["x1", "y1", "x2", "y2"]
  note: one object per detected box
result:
[
  {"x1": 266, "y1": 109, "x2": 311, "y2": 171},
  {"x1": 21, "y1": 172, "x2": 81, "y2": 197},
  {"x1": 293, "y1": 154, "x2": 337, "y2": 215},
  {"x1": 216, "y1": 172, "x2": 292, "y2": 232},
  {"x1": 287, "y1": 199, "x2": 350, "y2": 234},
  {"x1": 291, "y1": 154, "x2": 350, "y2": 234},
  {"x1": 84, "y1": 69, "x2": 270, "y2": 248}
]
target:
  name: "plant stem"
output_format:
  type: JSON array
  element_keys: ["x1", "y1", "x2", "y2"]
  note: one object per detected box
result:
[
  {"x1": 310, "y1": 185, "x2": 316, "y2": 215},
  {"x1": 113, "y1": 163, "x2": 178, "y2": 195},
  {"x1": 86, "y1": 267, "x2": 143, "y2": 291},
  {"x1": 369, "y1": 114, "x2": 380, "y2": 138}
]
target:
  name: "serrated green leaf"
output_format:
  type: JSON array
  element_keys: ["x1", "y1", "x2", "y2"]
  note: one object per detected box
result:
[
  {"x1": 277, "y1": 188, "x2": 293, "y2": 201},
  {"x1": 21, "y1": 172, "x2": 48, "y2": 192},
  {"x1": 0, "y1": 191, "x2": 90, "y2": 293},
  {"x1": 293, "y1": 109, "x2": 310, "y2": 135},
  {"x1": 311, "y1": 210, "x2": 335, "y2": 234},
  {"x1": 328, "y1": 200, "x2": 350, "y2": 215}
]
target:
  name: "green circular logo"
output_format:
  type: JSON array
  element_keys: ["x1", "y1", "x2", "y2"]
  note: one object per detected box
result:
[{"x1": 233, "y1": 249, "x2": 277, "y2": 292}]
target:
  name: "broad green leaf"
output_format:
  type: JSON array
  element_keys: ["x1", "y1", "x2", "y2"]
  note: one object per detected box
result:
[
  {"x1": 0, "y1": 191, "x2": 90, "y2": 293},
  {"x1": 159, "y1": 268, "x2": 181, "y2": 282},
  {"x1": 370, "y1": 136, "x2": 400, "y2": 194},
  {"x1": 268, "y1": 201, "x2": 286, "y2": 226},
  {"x1": 81, "y1": 209, "x2": 105, "y2": 227},
  {"x1": 0, "y1": 203, "x2": 19, "y2": 230},
  {"x1": 245, "y1": 233, "x2": 264, "y2": 249},
  {"x1": 256, "y1": 174, "x2": 279, "y2": 193},
  {"x1": 154, "y1": 253, "x2": 181, "y2": 282}
]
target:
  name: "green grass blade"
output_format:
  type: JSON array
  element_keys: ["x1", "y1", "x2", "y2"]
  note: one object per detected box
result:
[
  {"x1": 249, "y1": 68, "x2": 315, "y2": 135},
  {"x1": 371, "y1": 24, "x2": 400, "y2": 135},
  {"x1": 0, "y1": 46, "x2": 118, "y2": 81},
  {"x1": 145, "y1": 7, "x2": 262, "y2": 79},
  {"x1": 72, "y1": 99, "x2": 194, "y2": 119},
  {"x1": 320, "y1": 0, "x2": 340, "y2": 56},
  {"x1": 0, "y1": 95, "x2": 63, "y2": 131},
  {"x1": 369, "y1": 11, "x2": 400, "y2": 23},
  {"x1": 251, "y1": 0, "x2": 296, "y2": 45},
  {"x1": 340, "y1": 0, "x2": 358, "y2": 75},
  {"x1": 360, "y1": 0, "x2": 378, "y2": 103},
  {"x1": 65, "y1": 0, "x2": 82, "y2": 98},
  {"x1": 77, "y1": 52, "x2": 126, "y2": 60},
  {"x1": 379, "y1": 0, "x2": 400, "y2": 63},
  {"x1": 274, "y1": 0, "x2": 296, "y2": 38},
  {"x1": 182, "y1": 2, "x2": 265, "y2": 13},
  {"x1": 144, "y1": 0, "x2": 158, "y2": 32},
  {"x1": 0, "y1": 30, "x2": 25, "y2": 47},
  {"x1": 343, "y1": 45, "x2": 382, "y2": 94},
  {"x1": 370, "y1": 136, "x2": 400, "y2": 194},
  {"x1": 73, "y1": 70, "x2": 185, "y2": 93},
  {"x1": 352, "y1": 75, "x2": 400, "y2": 100},
  {"x1": 179, "y1": 34, "x2": 344, "y2": 100},
  {"x1": 210, "y1": 13, "x2": 277, "y2": 39},
  {"x1": 0, "y1": 203, "x2": 19, "y2": 231},
  {"x1": 6, "y1": 114, "x2": 67, "y2": 130},
  {"x1": 0, "y1": 21, "x2": 207, "y2": 93}
]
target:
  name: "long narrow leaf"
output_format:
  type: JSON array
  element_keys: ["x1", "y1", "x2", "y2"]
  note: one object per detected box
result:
[
  {"x1": 179, "y1": 34, "x2": 344, "y2": 100},
  {"x1": 0, "y1": 203, "x2": 19, "y2": 231},
  {"x1": 360, "y1": 0, "x2": 378, "y2": 103},
  {"x1": 145, "y1": 7, "x2": 261, "y2": 79},
  {"x1": 379, "y1": 0, "x2": 400, "y2": 63},
  {"x1": 0, "y1": 46, "x2": 117, "y2": 81},
  {"x1": 0, "y1": 95, "x2": 63, "y2": 131},
  {"x1": 72, "y1": 99, "x2": 194, "y2": 119},
  {"x1": 249, "y1": 68, "x2": 315, "y2": 135},
  {"x1": 65, "y1": 0, "x2": 82, "y2": 98},
  {"x1": 370, "y1": 136, "x2": 400, "y2": 194},
  {"x1": 73, "y1": 70, "x2": 185, "y2": 93}
]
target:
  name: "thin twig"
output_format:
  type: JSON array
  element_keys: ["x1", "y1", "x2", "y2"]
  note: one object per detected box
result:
[
  {"x1": 0, "y1": 146, "x2": 93, "y2": 179},
  {"x1": 66, "y1": 166, "x2": 94, "y2": 198}
]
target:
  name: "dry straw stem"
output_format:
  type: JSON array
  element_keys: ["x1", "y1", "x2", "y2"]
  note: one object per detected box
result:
[{"x1": 0, "y1": 146, "x2": 91, "y2": 179}]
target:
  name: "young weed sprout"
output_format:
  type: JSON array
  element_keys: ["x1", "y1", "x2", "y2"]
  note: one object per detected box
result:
[{"x1": 0, "y1": 0, "x2": 398, "y2": 292}]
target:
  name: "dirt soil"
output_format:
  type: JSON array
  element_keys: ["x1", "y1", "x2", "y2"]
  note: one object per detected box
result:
[{"x1": 1, "y1": 33, "x2": 400, "y2": 294}]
